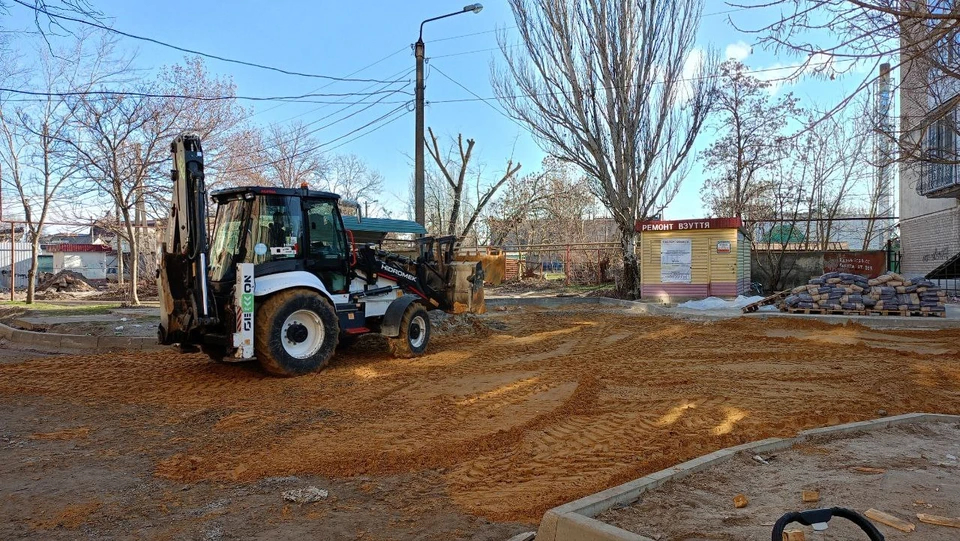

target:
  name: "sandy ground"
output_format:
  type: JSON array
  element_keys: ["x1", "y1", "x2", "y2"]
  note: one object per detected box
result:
[
  {"x1": 599, "y1": 422, "x2": 960, "y2": 540},
  {"x1": 1, "y1": 306, "x2": 960, "y2": 539}
]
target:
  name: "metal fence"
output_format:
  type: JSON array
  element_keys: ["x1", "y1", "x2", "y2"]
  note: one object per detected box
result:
[
  {"x1": 502, "y1": 243, "x2": 622, "y2": 286},
  {"x1": 0, "y1": 243, "x2": 35, "y2": 291}
]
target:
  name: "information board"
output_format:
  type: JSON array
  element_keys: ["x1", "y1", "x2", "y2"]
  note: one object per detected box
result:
[{"x1": 661, "y1": 239, "x2": 692, "y2": 283}]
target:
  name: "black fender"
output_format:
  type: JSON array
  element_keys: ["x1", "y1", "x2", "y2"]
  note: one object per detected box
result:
[{"x1": 381, "y1": 295, "x2": 421, "y2": 338}]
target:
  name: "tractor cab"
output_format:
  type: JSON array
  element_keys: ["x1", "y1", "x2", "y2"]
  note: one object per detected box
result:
[{"x1": 207, "y1": 186, "x2": 351, "y2": 293}]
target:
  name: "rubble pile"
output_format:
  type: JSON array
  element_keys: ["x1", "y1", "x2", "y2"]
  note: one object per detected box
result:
[
  {"x1": 781, "y1": 271, "x2": 947, "y2": 314},
  {"x1": 36, "y1": 270, "x2": 97, "y2": 293}
]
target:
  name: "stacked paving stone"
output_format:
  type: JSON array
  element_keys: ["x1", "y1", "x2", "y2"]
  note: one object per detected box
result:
[{"x1": 781, "y1": 271, "x2": 947, "y2": 315}]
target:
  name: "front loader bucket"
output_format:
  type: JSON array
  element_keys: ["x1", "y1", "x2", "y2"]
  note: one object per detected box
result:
[{"x1": 448, "y1": 261, "x2": 486, "y2": 314}]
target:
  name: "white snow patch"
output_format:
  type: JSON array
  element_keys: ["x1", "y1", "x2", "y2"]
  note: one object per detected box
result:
[{"x1": 677, "y1": 295, "x2": 766, "y2": 311}]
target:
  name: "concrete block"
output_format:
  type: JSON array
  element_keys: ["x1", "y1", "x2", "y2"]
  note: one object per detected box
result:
[
  {"x1": 59, "y1": 334, "x2": 100, "y2": 350},
  {"x1": 505, "y1": 532, "x2": 536, "y2": 541},
  {"x1": 11, "y1": 329, "x2": 61, "y2": 349},
  {"x1": 97, "y1": 335, "x2": 141, "y2": 350},
  {"x1": 554, "y1": 512, "x2": 652, "y2": 541},
  {"x1": 557, "y1": 478, "x2": 655, "y2": 518},
  {"x1": 797, "y1": 413, "x2": 945, "y2": 439},
  {"x1": 536, "y1": 510, "x2": 562, "y2": 541},
  {"x1": 0, "y1": 322, "x2": 13, "y2": 340}
]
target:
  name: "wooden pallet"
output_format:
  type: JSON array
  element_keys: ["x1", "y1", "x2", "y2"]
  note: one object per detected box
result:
[
  {"x1": 784, "y1": 307, "x2": 862, "y2": 316},
  {"x1": 864, "y1": 309, "x2": 946, "y2": 318},
  {"x1": 783, "y1": 307, "x2": 946, "y2": 318},
  {"x1": 741, "y1": 290, "x2": 788, "y2": 313}
]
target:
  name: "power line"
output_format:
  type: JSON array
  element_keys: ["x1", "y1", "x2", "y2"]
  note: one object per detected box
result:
[
  {"x1": 221, "y1": 102, "x2": 411, "y2": 175},
  {"x1": 431, "y1": 8, "x2": 750, "y2": 60},
  {"x1": 430, "y1": 26, "x2": 516, "y2": 43},
  {"x1": 428, "y1": 57, "x2": 860, "y2": 105},
  {"x1": 429, "y1": 64, "x2": 527, "y2": 131},
  {"x1": 325, "y1": 109, "x2": 412, "y2": 153},
  {"x1": 253, "y1": 45, "x2": 411, "y2": 119},
  {"x1": 275, "y1": 84, "x2": 411, "y2": 144},
  {"x1": 703, "y1": 7, "x2": 750, "y2": 17},
  {"x1": 235, "y1": 78, "x2": 413, "y2": 160},
  {"x1": 0, "y1": 86, "x2": 412, "y2": 103},
  {"x1": 12, "y1": 0, "x2": 409, "y2": 84},
  {"x1": 432, "y1": 44, "x2": 519, "y2": 60},
  {"x1": 278, "y1": 67, "x2": 414, "y2": 126}
]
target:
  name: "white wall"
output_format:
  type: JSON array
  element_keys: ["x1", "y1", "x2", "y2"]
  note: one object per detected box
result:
[{"x1": 54, "y1": 252, "x2": 107, "y2": 280}]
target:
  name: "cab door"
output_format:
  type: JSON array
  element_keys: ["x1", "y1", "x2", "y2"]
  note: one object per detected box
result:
[{"x1": 304, "y1": 198, "x2": 350, "y2": 292}]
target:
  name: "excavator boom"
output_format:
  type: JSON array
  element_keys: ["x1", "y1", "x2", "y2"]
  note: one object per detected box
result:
[{"x1": 158, "y1": 134, "x2": 218, "y2": 345}]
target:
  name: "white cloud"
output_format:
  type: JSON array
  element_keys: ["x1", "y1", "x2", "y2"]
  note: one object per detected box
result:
[
  {"x1": 678, "y1": 47, "x2": 705, "y2": 103},
  {"x1": 724, "y1": 41, "x2": 751, "y2": 62},
  {"x1": 683, "y1": 47, "x2": 705, "y2": 79}
]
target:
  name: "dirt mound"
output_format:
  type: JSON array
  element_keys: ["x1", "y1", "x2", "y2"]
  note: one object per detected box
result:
[
  {"x1": 36, "y1": 271, "x2": 97, "y2": 293},
  {"x1": 429, "y1": 310, "x2": 505, "y2": 336},
  {"x1": 88, "y1": 281, "x2": 159, "y2": 301}
]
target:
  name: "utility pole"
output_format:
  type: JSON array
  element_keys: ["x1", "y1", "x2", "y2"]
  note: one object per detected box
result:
[
  {"x1": 414, "y1": 4, "x2": 484, "y2": 229},
  {"x1": 415, "y1": 39, "x2": 426, "y2": 228}
]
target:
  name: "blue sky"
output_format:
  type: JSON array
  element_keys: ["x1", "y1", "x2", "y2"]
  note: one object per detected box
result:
[{"x1": 2, "y1": 1, "x2": 877, "y2": 221}]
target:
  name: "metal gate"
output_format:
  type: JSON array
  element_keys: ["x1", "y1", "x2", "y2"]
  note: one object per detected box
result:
[
  {"x1": 885, "y1": 238, "x2": 901, "y2": 274},
  {"x1": 0, "y1": 243, "x2": 35, "y2": 291}
]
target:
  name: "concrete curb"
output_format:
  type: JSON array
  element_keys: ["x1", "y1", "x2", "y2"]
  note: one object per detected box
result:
[
  {"x1": 486, "y1": 296, "x2": 668, "y2": 316},
  {"x1": 0, "y1": 321, "x2": 163, "y2": 352},
  {"x1": 534, "y1": 413, "x2": 960, "y2": 541},
  {"x1": 485, "y1": 296, "x2": 959, "y2": 330}
]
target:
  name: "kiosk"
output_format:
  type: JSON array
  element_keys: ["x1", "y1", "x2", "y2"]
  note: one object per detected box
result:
[{"x1": 638, "y1": 217, "x2": 751, "y2": 301}]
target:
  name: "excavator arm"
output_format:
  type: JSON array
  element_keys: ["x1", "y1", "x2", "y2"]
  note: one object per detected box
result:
[{"x1": 158, "y1": 133, "x2": 218, "y2": 345}]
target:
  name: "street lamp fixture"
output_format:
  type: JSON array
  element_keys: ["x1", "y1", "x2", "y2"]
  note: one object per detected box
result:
[{"x1": 413, "y1": 4, "x2": 483, "y2": 229}]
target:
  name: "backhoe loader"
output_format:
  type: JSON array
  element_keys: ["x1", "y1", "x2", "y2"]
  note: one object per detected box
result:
[{"x1": 157, "y1": 134, "x2": 484, "y2": 376}]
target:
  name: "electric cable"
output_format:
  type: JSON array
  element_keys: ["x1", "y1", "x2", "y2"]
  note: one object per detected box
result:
[{"x1": 12, "y1": 0, "x2": 411, "y2": 84}]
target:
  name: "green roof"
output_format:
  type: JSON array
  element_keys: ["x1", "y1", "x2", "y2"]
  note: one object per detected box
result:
[{"x1": 341, "y1": 216, "x2": 426, "y2": 235}]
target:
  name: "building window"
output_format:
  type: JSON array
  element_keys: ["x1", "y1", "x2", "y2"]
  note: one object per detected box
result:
[{"x1": 925, "y1": 108, "x2": 959, "y2": 193}]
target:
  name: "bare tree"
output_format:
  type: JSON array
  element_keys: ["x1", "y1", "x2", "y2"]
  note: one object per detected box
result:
[
  {"x1": 488, "y1": 157, "x2": 594, "y2": 246},
  {"x1": 424, "y1": 128, "x2": 521, "y2": 240},
  {"x1": 321, "y1": 153, "x2": 385, "y2": 212},
  {"x1": 493, "y1": 0, "x2": 719, "y2": 298},
  {"x1": 252, "y1": 120, "x2": 328, "y2": 189},
  {"x1": 734, "y1": 0, "x2": 960, "y2": 165},
  {"x1": 0, "y1": 32, "x2": 118, "y2": 303},
  {"x1": 70, "y1": 57, "x2": 245, "y2": 305},
  {"x1": 749, "y1": 141, "x2": 811, "y2": 291},
  {"x1": 700, "y1": 60, "x2": 801, "y2": 219}
]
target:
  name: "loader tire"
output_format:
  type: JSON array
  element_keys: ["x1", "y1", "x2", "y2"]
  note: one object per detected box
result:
[
  {"x1": 388, "y1": 303, "x2": 430, "y2": 358},
  {"x1": 255, "y1": 289, "x2": 339, "y2": 377}
]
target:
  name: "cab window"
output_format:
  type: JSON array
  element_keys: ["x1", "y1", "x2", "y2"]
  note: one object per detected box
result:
[
  {"x1": 306, "y1": 200, "x2": 346, "y2": 256},
  {"x1": 246, "y1": 195, "x2": 303, "y2": 264}
]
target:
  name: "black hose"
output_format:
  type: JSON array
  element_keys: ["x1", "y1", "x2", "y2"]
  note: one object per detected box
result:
[{"x1": 771, "y1": 508, "x2": 884, "y2": 541}]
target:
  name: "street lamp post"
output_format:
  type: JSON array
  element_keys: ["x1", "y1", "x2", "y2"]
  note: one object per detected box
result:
[{"x1": 414, "y1": 3, "x2": 483, "y2": 228}]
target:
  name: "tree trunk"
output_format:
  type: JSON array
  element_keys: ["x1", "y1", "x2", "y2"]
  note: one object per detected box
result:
[
  {"x1": 124, "y1": 219, "x2": 140, "y2": 306},
  {"x1": 619, "y1": 227, "x2": 641, "y2": 300},
  {"x1": 26, "y1": 237, "x2": 40, "y2": 304}
]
